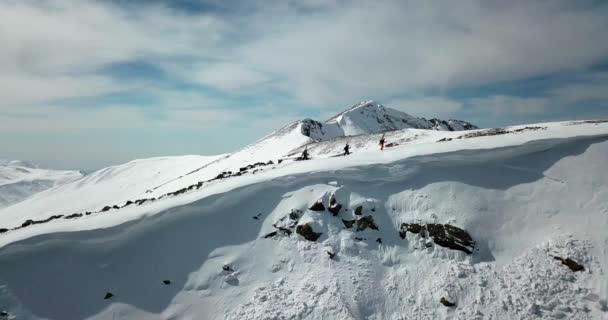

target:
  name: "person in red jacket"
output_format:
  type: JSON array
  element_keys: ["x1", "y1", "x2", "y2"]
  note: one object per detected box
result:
[{"x1": 379, "y1": 134, "x2": 385, "y2": 150}]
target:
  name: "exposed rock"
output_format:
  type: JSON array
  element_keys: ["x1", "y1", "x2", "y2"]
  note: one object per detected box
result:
[
  {"x1": 399, "y1": 223, "x2": 475, "y2": 254},
  {"x1": 163, "y1": 280, "x2": 171, "y2": 285},
  {"x1": 553, "y1": 256, "x2": 585, "y2": 272},
  {"x1": 0, "y1": 228, "x2": 8, "y2": 233},
  {"x1": 263, "y1": 231, "x2": 278, "y2": 238},
  {"x1": 101, "y1": 206, "x2": 112, "y2": 212},
  {"x1": 222, "y1": 264, "x2": 233, "y2": 272},
  {"x1": 289, "y1": 209, "x2": 302, "y2": 220},
  {"x1": 376, "y1": 238, "x2": 382, "y2": 244},
  {"x1": 328, "y1": 194, "x2": 342, "y2": 216},
  {"x1": 309, "y1": 199, "x2": 325, "y2": 212},
  {"x1": 104, "y1": 292, "x2": 114, "y2": 300},
  {"x1": 252, "y1": 212, "x2": 262, "y2": 220},
  {"x1": 123, "y1": 200, "x2": 133, "y2": 207},
  {"x1": 64, "y1": 213, "x2": 83, "y2": 219},
  {"x1": 22, "y1": 220, "x2": 34, "y2": 228},
  {"x1": 112, "y1": 205, "x2": 120, "y2": 210},
  {"x1": 342, "y1": 219, "x2": 356, "y2": 229},
  {"x1": 296, "y1": 224, "x2": 322, "y2": 241},
  {"x1": 0, "y1": 310, "x2": 8, "y2": 316},
  {"x1": 327, "y1": 251, "x2": 336, "y2": 259},
  {"x1": 356, "y1": 216, "x2": 379, "y2": 231},
  {"x1": 354, "y1": 206, "x2": 363, "y2": 216},
  {"x1": 440, "y1": 297, "x2": 456, "y2": 307}
]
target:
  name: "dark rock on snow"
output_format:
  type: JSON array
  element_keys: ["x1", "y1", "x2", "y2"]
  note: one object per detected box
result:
[
  {"x1": 327, "y1": 251, "x2": 336, "y2": 259},
  {"x1": 553, "y1": 256, "x2": 585, "y2": 272},
  {"x1": 328, "y1": 194, "x2": 342, "y2": 216},
  {"x1": 263, "y1": 231, "x2": 278, "y2": 238},
  {"x1": 376, "y1": 238, "x2": 382, "y2": 244},
  {"x1": 309, "y1": 199, "x2": 325, "y2": 212},
  {"x1": 163, "y1": 280, "x2": 171, "y2": 285},
  {"x1": 101, "y1": 206, "x2": 112, "y2": 212},
  {"x1": 104, "y1": 292, "x2": 114, "y2": 300},
  {"x1": 0, "y1": 228, "x2": 8, "y2": 233},
  {"x1": 342, "y1": 219, "x2": 356, "y2": 229},
  {"x1": 296, "y1": 224, "x2": 322, "y2": 241},
  {"x1": 222, "y1": 264, "x2": 233, "y2": 272},
  {"x1": 0, "y1": 310, "x2": 8, "y2": 316},
  {"x1": 356, "y1": 216, "x2": 379, "y2": 231},
  {"x1": 440, "y1": 297, "x2": 456, "y2": 307},
  {"x1": 354, "y1": 205, "x2": 363, "y2": 216},
  {"x1": 399, "y1": 223, "x2": 475, "y2": 254}
]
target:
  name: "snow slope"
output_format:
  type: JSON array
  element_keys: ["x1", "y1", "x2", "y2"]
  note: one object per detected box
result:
[
  {"x1": 0, "y1": 102, "x2": 476, "y2": 221},
  {"x1": 0, "y1": 120, "x2": 606, "y2": 320},
  {"x1": 0, "y1": 160, "x2": 84, "y2": 208},
  {"x1": 0, "y1": 155, "x2": 224, "y2": 223}
]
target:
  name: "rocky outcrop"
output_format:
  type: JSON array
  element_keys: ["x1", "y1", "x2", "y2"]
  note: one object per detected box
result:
[
  {"x1": 440, "y1": 297, "x2": 456, "y2": 307},
  {"x1": 356, "y1": 216, "x2": 379, "y2": 231},
  {"x1": 309, "y1": 199, "x2": 325, "y2": 212},
  {"x1": 553, "y1": 256, "x2": 584, "y2": 272},
  {"x1": 296, "y1": 224, "x2": 322, "y2": 241},
  {"x1": 104, "y1": 292, "x2": 114, "y2": 300},
  {"x1": 328, "y1": 194, "x2": 342, "y2": 216},
  {"x1": 399, "y1": 223, "x2": 475, "y2": 254},
  {"x1": 354, "y1": 206, "x2": 363, "y2": 216}
]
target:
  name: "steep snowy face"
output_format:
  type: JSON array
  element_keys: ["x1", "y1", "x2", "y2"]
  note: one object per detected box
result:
[
  {"x1": 0, "y1": 160, "x2": 84, "y2": 208},
  {"x1": 325, "y1": 100, "x2": 478, "y2": 136}
]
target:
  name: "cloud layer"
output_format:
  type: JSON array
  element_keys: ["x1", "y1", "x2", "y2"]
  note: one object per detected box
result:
[{"x1": 1, "y1": 0, "x2": 607, "y2": 168}]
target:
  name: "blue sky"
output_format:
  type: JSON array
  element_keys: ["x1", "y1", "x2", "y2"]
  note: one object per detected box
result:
[{"x1": 1, "y1": 0, "x2": 607, "y2": 170}]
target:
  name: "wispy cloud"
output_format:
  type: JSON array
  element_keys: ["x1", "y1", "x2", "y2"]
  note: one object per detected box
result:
[{"x1": 1, "y1": 0, "x2": 607, "y2": 168}]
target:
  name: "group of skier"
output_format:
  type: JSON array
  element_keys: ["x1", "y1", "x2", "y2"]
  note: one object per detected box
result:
[{"x1": 299, "y1": 134, "x2": 387, "y2": 160}]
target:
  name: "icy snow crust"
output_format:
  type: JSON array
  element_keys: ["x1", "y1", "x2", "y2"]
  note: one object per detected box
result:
[{"x1": 0, "y1": 121, "x2": 607, "y2": 319}]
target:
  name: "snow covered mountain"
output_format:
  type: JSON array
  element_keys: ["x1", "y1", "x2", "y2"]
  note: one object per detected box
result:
[
  {"x1": 0, "y1": 160, "x2": 84, "y2": 208},
  {"x1": 0, "y1": 115, "x2": 607, "y2": 319},
  {"x1": 277, "y1": 100, "x2": 477, "y2": 143}
]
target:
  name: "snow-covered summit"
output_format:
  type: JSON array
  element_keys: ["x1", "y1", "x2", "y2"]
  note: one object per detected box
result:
[
  {"x1": 0, "y1": 160, "x2": 84, "y2": 208},
  {"x1": 254, "y1": 100, "x2": 477, "y2": 153},
  {"x1": 324, "y1": 100, "x2": 478, "y2": 136}
]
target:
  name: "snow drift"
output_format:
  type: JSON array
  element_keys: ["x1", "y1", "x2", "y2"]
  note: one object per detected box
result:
[{"x1": 0, "y1": 113, "x2": 606, "y2": 320}]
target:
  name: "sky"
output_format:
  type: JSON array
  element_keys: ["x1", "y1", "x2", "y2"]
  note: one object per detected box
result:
[{"x1": 1, "y1": 0, "x2": 608, "y2": 170}]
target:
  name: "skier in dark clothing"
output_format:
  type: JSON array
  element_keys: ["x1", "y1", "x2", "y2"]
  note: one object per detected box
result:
[
  {"x1": 300, "y1": 147, "x2": 310, "y2": 160},
  {"x1": 379, "y1": 134, "x2": 386, "y2": 151},
  {"x1": 343, "y1": 143, "x2": 350, "y2": 156}
]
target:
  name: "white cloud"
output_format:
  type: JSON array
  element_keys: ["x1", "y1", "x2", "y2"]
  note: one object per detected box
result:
[
  {"x1": 467, "y1": 95, "x2": 550, "y2": 116},
  {"x1": 388, "y1": 97, "x2": 463, "y2": 119}
]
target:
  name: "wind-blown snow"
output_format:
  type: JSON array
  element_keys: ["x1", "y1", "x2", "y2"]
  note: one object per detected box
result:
[
  {"x1": 0, "y1": 119, "x2": 606, "y2": 320},
  {"x1": 0, "y1": 160, "x2": 83, "y2": 208}
]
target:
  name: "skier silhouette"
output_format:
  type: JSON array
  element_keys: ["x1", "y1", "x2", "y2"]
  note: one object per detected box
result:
[
  {"x1": 379, "y1": 134, "x2": 385, "y2": 151},
  {"x1": 300, "y1": 147, "x2": 310, "y2": 160},
  {"x1": 343, "y1": 143, "x2": 350, "y2": 156}
]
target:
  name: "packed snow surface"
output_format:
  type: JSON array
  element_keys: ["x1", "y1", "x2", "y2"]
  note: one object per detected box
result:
[
  {"x1": 0, "y1": 119, "x2": 607, "y2": 320},
  {"x1": 0, "y1": 160, "x2": 83, "y2": 208}
]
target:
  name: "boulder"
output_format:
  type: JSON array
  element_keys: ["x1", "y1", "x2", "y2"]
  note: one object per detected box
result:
[
  {"x1": 354, "y1": 206, "x2": 363, "y2": 216},
  {"x1": 101, "y1": 206, "x2": 112, "y2": 212},
  {"x1": 342, "y1": 219, "x2": 356, "y2": 229},
  {"x1": 328, "y1": 194, "x2": 342, "y2": 216},
  {"x1": 553, "y1": 256, "x2": 585, "y2": 272},
  {"x1": 163, "y1": 280, "x2": 171, "y2": 285},
  {"x1": 22, "y1": 220, "x2": 34, "y2": 228},
  {"x1": 296, "y1": 224, "x2": 322, "y2": 241},
  {"x1": 0, "y1": 228, "x2": 8, "y2": 233},
  {"x1": 104, "y1": 292, "x2": 114, "y2": 300},
  {"x1": 440, "y1": 297, "x2": 456, "y2": 307},
  {"x1": 399, "y1": 223, "x2": 474, "y2": 254},
  {"x1": 309, "y1": 199, "x2": 325, "y2": 212},
  {"x1": 356, "y1": 216, "x2": 379, "y2": 231}
]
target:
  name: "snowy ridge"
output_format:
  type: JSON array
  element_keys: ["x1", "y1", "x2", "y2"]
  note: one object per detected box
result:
[
  {"x1": 0, "y1": 119, "x2": 607, "y2": 319},
  {"x1": 0, "y1": 160, "x2": 84, "y2": 208}
]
